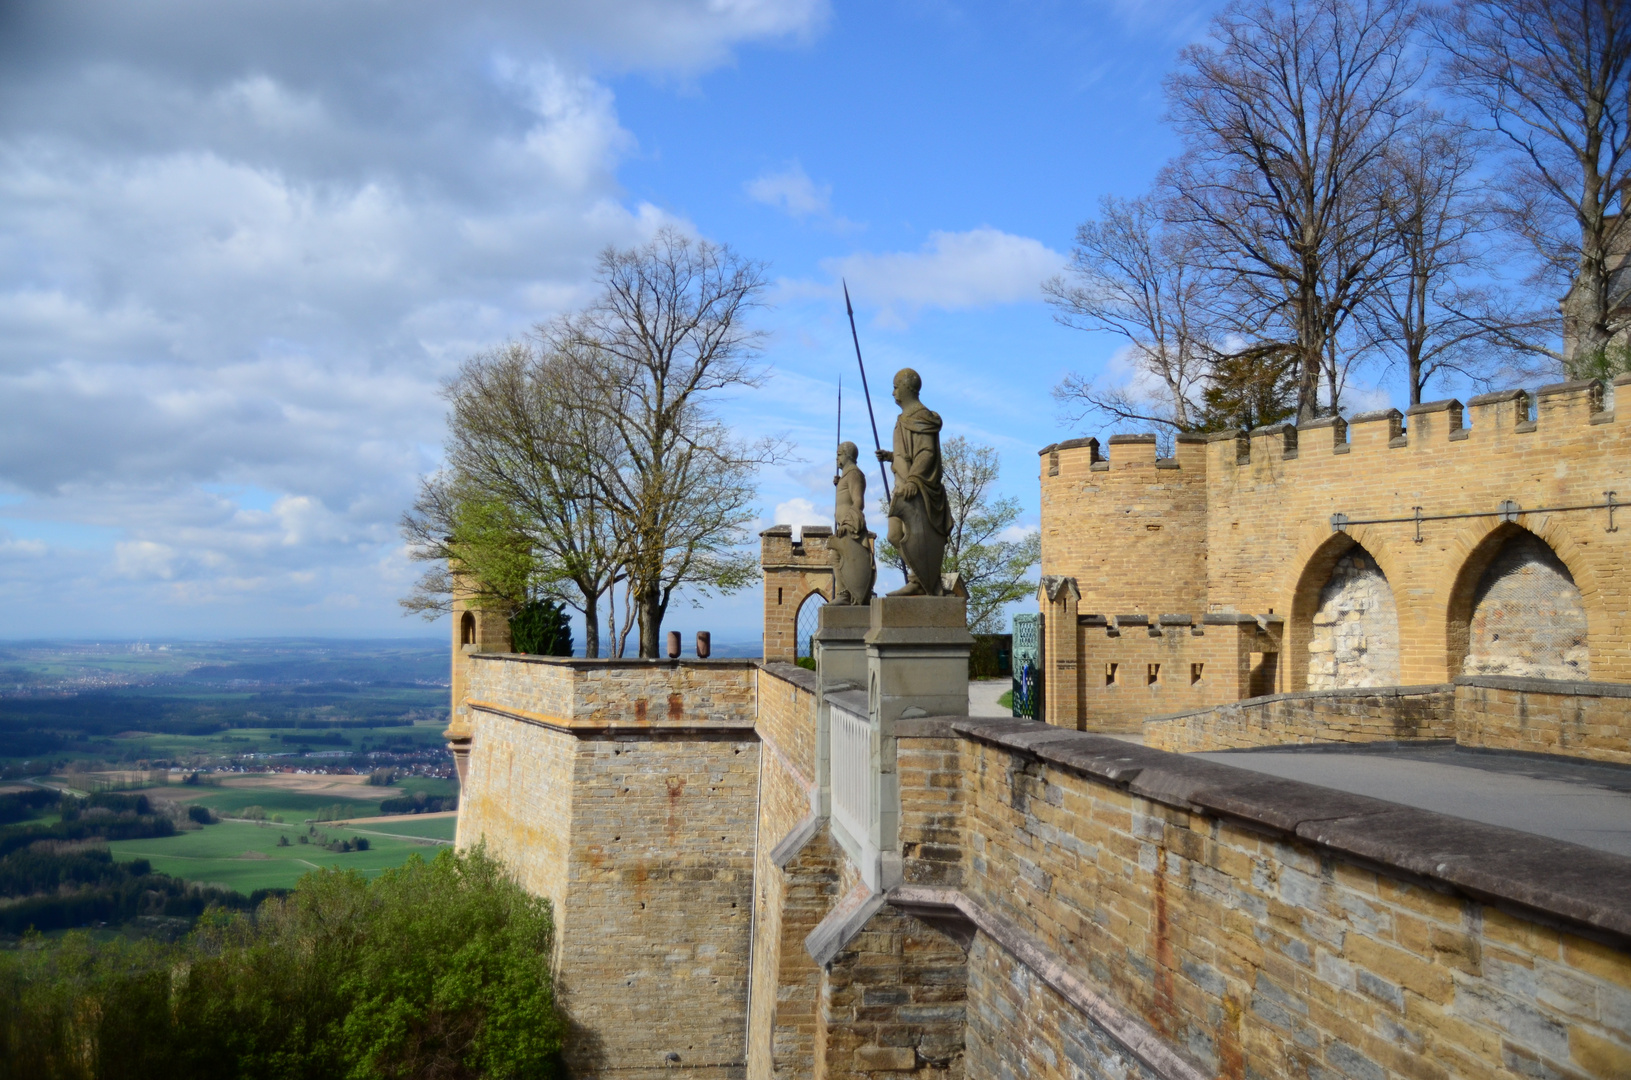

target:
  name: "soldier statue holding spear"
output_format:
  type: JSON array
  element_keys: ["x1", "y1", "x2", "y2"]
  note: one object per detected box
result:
[{"x1": 841, "y1": 282, "x2": 952, "y2": 598}]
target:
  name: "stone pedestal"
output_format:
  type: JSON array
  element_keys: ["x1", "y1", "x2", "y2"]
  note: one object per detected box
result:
[
  {"x1": 815, "y1": 604, "x2": 872, "y2": 690},
  {"x1": 865, "y1": 596, "x2": 974, "y2": 724},
  {"x1": 839, "y1": 597, "x2": 970, "y2": 890}
]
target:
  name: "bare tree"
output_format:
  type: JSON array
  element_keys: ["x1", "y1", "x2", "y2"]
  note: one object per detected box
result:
[
  {"x1": 551, "y1": 228, "x2": 780, "y2": 659},
  {"x1": 1045, "y1": 195, "x2": 1220, "y2": 435},
  {"x1": 1359, "y1": 114, "x2": 1512, "y2": 403},
  {"x1": 1435, "y1": 0, "x2": 1631, "y2": 374},
  {"x1": 1163, "y1": 0, "x2": 1423, "y2": 421}
]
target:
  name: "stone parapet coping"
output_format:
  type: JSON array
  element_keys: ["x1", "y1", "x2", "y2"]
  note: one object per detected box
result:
[
  {"x1": 758, "y1": 661, "x2": 820, "y2": 695},
  {"x1": 952, "y1": 718, "x2": 1631, "y2": 944},
  {"x1": 467, "y1": 701, "x2": 757, "y2": 738},
  {"x1": 468, "y1": 653, "x2": 759, "y2": 669},
  {"x1": 1455, "y1": 674, "x2": 1631, "y2": 699},
  {"x1": 1143, "y1": 683, "x2": 1454, "y2": 725},
  {"x1": 826, "y1": 689, "x2": 869, "y2": 716},
  {"x1": 769, "y1": 812, "x2": 824, "y2": 870},
  {"x1": 889, "y1": 885, "x2": 1208, "y2": 1080}
]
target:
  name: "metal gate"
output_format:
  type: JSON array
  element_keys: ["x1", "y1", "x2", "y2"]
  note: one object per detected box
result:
[{"x1": 1011, "y1": 613, "x2": 1043, "y2": 719}]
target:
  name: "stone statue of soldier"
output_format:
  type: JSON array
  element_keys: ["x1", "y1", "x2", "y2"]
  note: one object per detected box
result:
[
  {"x1": 874, "y1": 368, "x2": 952, "y2": 596},
  {"x1": 829, "y1": 441, "x2": 875, "y2": 605}
]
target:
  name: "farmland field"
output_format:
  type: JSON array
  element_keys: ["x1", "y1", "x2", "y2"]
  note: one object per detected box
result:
[
  {"x1": 339, "y1": 813, "x2": 458, "y2": 842},
  {"x1": 106, "y1": 819, "x2": 449, "y2": 894}
]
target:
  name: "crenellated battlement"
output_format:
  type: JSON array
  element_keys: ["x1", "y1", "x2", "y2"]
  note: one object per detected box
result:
[
  {"x1": 1038, "y1": 374, "x2": 1631, "y2": 714},
  {"x1": 1043, "y1": 376, "x2": 1628, "y2": 476}
]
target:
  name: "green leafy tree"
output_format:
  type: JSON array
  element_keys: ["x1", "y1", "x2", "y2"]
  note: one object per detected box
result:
[
  {"x1": 0, "y1": 846, "x2": 565, "y2": 1080},
  {"x1": 400, "y1": 474, "x2": 542, "y2": 622}
]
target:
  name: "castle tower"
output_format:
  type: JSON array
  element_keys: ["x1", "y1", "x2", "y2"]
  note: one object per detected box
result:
[{"x1": 759, "y1": 525, "x2": 833, "y2": 662}]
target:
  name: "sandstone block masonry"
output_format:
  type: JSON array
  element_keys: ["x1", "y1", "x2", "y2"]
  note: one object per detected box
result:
[
  {"x1": 763, "y1": 526, "x2": 835, "y2": 664},
  {"x1": 742, "y1": 698, "x2": 1631, "y2": 1079},
  {"x1": 1038, "y1": 377, "x2": 1631, "y2": 730},
  {"x1": 452, "y1": 652, "x2": 1631, "y2": 1080},
  {"x1": 455, "y1": 656, "x2": 760, "y2": 1079}
]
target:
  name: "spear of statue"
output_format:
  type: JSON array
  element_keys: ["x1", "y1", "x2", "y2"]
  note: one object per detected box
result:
[
  {"x1": 842, "y1": 280, "x2": 892, "y2": 504},
  {"x1": 835, "y1": 375, "x2": 845, "y2": 485}
]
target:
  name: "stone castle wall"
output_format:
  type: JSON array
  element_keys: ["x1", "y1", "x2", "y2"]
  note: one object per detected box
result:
[
  {"x1": 1038, "y1": 433, "x2": 1210, "y2": 617},
  {"x1": 454, "y1": 656, "x2": 761, "y2": 1078},
  {"x1": 762, "y1": 527, "x2": 835, "y2": 664},
  {"x1": 746, "y1": 663, "x2": 824, "y2": 1078},
  {"x1": 451, "y1": 652, "x2": 1631, "y2": 1080},
  {"x1": 1140, "y1": 676, "x2": 1631, "y2": 761},
  {"x1": 465, "y1": 654, "x2": 758, "y2": 729},
  {"x1": 1144, "y1": 685, "x2": 1456, "y2": 753},
  {"x1": 1040, "y1": 377, "x2": 1631, "y2": 728},
  {"x1": 1455, "y1": 676, "x2": 1631, "y2": 765},
  {"x1": 941, "y1": 719, "x2": 1631, "y2": 1080}
]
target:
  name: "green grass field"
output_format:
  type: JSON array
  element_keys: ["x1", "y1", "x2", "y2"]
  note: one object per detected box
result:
[
  {"x1": 103, "y1": 721, "x2": 451, "y2": 763},
  {"x1": 180, "y1": 777, "x2": 457, "y2": 822},
  {"x1": 348, "y1": 816, "x2": 457, "y2": 842},
  {"x1": 178, "y1": 787, "x2": 389, "y2": 821},
  {"x1": 106, "y1": 819, "x2": 449, "y2": 893}
]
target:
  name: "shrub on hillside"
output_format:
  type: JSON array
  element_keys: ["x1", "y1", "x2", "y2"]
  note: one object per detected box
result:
[{"x1": 0, "y1": 845, "x2": 565, "y2": 1079}]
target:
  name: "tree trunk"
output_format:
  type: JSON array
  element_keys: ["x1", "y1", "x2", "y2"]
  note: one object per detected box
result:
[
  {"x1": 581, "y1": 599, "x2": 601, "y2": 659},
  {"x1": 1564, "y1": 261, "x2": 1611, "y2": 377},
  {"x1": 636, "y1": 586, "x2": 667, "y2": 659}
]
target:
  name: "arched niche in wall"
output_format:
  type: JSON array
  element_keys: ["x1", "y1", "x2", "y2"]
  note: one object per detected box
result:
[
  {"x1": 795, "y1": 591, "x2": 827, "y2": 665},
  {"x1": 1450, "y1": 526, "x2": 1588, "y2": 680},
  {"x1": 460, "y1": 610, "x2": 477, "y2": 648},
  {"x1": 1291, "y1": 533, "x2": 1401, "y2": 691}
]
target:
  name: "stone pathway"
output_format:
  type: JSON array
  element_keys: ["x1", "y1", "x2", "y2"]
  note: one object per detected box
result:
[
  {"x1": 1199, "y1": 745, "x2": 1631, "y2": 858},
  {"x1": 968, "y1": 680, "x2": 1010, "y2": 717}
]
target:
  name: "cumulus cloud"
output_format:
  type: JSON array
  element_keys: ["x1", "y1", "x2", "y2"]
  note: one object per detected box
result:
[
  {"x1": 0, "y1": 0, "x2": 827, "y2": 635},
  {"x1": 820, "y1": 228, "x2": 1065, "y2": 326},
  {"x1": 771, "y1": 497, "x2": 831, "y2": 539},
  {"x1": 746, "y1": 161, "x2": 832, "y2": 218}
]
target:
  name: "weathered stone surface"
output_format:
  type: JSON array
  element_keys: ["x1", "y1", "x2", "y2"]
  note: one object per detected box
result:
[
  {"x1": 1306, "y1": 550, "x2": 1401, "y2": 690},
  {"x1": 1144, "y1": 685, "x2": 1455, "y2": 753},
  {"x1": 1464, "y1": 530, "x2": 1590, "y2": 680}
]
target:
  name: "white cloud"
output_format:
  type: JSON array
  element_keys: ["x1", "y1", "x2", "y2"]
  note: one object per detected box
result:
[
  {"x1": 115, "y1": 540, "x2": 180, "y2": 581},
  {"x1": 0, "y1": 0, "x2": 827, "y2": 636},
  {"x1": 746, "y1": 161, "x2": 831, "y2": 218},
  {"x1": 820, "y1": 228, "x2": 1065, "y2": 326},
  {"x1": 771, "y1": 497, "x2": 831, "y2": 539}
]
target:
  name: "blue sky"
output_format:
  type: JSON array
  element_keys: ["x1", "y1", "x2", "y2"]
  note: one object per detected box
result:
[{"x1": 0, "y1": 0, "x2": 1367, "y2": 645}]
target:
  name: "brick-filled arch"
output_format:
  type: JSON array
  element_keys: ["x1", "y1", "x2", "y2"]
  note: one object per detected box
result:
[
  {"x1": 1289, "y1": 531, "x2": 1402, "y2": 692},
  {"x1": 1448, "y1": 524, "x2": 1589, "y2": 680}
]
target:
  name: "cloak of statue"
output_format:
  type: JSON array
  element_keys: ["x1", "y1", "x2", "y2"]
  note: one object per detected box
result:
[
  {"x1": 881, "y1": 369, "x2": 953, "y2": 596},
  {"x1": 889, "y1": 405, "x2": 953, "y2": 540}
]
